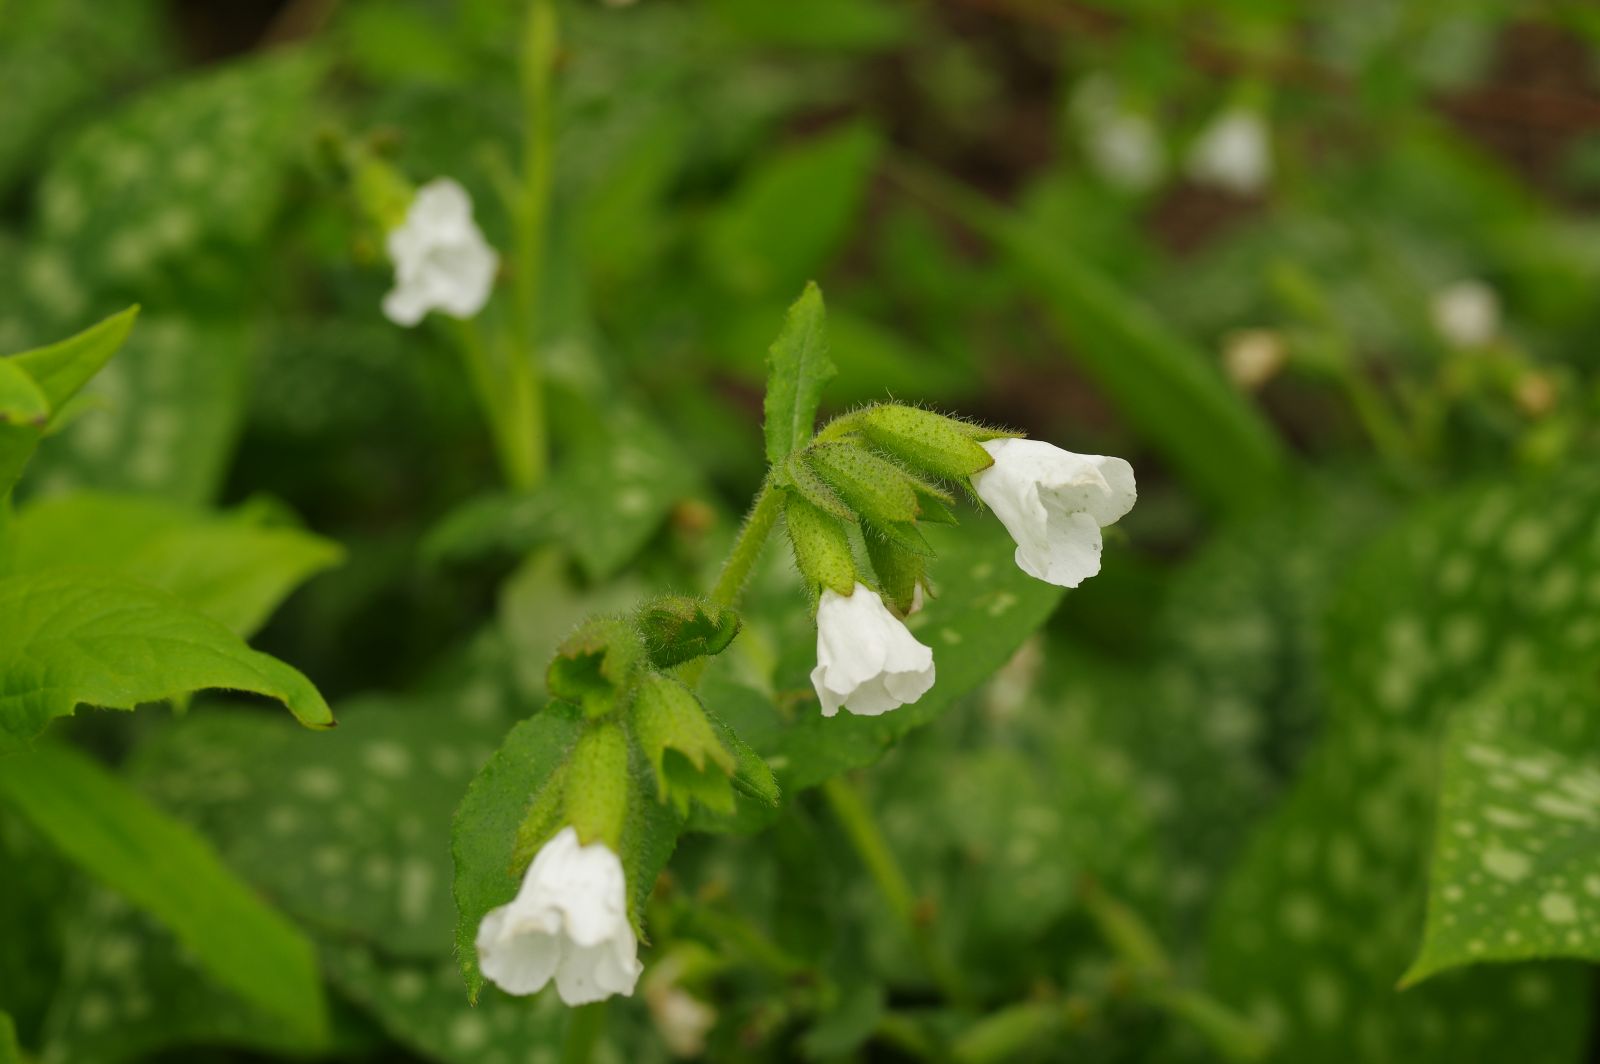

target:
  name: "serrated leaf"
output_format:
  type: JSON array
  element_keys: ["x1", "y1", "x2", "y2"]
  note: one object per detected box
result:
[
  {"x1": 763, "y1": 283, "x2": 835, "y2": 466},
  {"x1": 451, "y1": 706, "x2": 585, "y2": 1000},
  {"x1": 7, "y1": 492, "x2": 341, "y2": 637},
  {"x1": 0, "y1": 744, "x2": 327, "y2": 1041},
  {"x1": 1407, "y1": 678, "x2": 1600, "y2": 985},
  {"x1": 0, "y1": 570, "x2": 333, "y2": 751}
]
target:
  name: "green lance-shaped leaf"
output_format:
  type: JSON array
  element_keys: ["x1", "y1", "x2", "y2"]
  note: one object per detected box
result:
[
  {"x1": 6, "y1": 492, "x2": 343, "y2": 637},
  {"x1": 0, "y1": 360, "x2": 48, "y2": 429},
  {"x1": 0, "y1": 570, "x2": 333, "y2": 752},
  {"x1": 704, "y1": 705, "x2": 781, "y2": 809},
  {"x1": 0, "y1": 744, "x2": 328, "y2": 1041},
  {"x1": 785, "y1": 492, "x2": 858, "y2": 597},
  {"x1": 763, "y1": 282, "x2": 835, "y2": 466},
  {"x1": 857, "y1": 404, "x2": 997, "y2": 481},
  {"x1": 452, "y1": 705, "x2": 584, "y2": 1001},
  {"x1": 8, "y1": 306, "x2": 138, "y2": 418},
  {"x1": 1407, "y1": 684, "x2": 1600, "y2": 986},
  {"x1": 546, "y1": 615, "x2": 645, "y2": 717},
  {"x1": 564, "y1": 720, "x2": 631, "y2": 849},
  {"x1": 635, "y1": 596, "x2": 742, "y2": 671},
  {"x1": 632, "y1": 675, "x2": 736, "y2": 817}
]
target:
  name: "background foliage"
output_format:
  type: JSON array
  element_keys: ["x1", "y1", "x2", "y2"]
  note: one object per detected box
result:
[{"x1": 4, "y1": 0, "x2": 1600, "y2": 1061}]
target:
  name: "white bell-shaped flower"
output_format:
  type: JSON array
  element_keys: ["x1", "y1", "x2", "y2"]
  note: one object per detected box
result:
[
  {"x1": 973, "y1": 438, "x2": 1136, "y2": 589},
  {"x1": 811, "y1": 583, "x2": 936, "y2": 718},
  {"x1": 382, "y1": 178, "x2": 499, "y2": 327},
  {"x1": 1185, "y1": 108, "x2": 1272, "y2": 195},
  {"x1": 1072, "y1": 76, "x2": 1165, "y2": 193},
  {"x1": 475, "y1": 826, "x2": 641, "y2": 1006},
  {"x1": 1430, "y1": 279, "x2": 1500, "y2": 349}
]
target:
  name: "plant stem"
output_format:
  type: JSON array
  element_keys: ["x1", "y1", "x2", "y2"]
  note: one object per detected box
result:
[
  {"x1": 560, "y1": 1000, "x2": 606, "y2": 1064},
  {"x1": 448, "y1": 318, "x2": 529, "y2": 488},
  {"x1": 679, "y1": 481, "x2": 782, "y2": 689},
  {"x1": 821, "y1": 776, "x2": 969, "y2": 1005}
]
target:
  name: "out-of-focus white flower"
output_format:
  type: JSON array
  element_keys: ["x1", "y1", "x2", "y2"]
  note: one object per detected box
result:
[
  {"x1": 973, "y1": 439, "x2": 1137, "y2": 589},
  {"x1": 383, "y1": 178, "x2": 498, "y2": 327},
  {"x1": 1072, "y1": 77, "x2": 1165, "y2": 193},
  {"x1": 811, "y1": 583, "x2": 935, "y2": 718},
  {"x1": 1185, "y1": 108, "x2": 1272, "y2": 194},
  {"x1": 1222, "y1": 328, "x2": 1287, "y2": 391},
  {"x1": 475, "y1": 826, "x2": 640, "y2": 1006},
  {"x1": 644, "y1": 951, "x2": 717, "y2": 1057},
  {"x1": 1430, "y1": 280, "x2": 1500, "y2": 348}
]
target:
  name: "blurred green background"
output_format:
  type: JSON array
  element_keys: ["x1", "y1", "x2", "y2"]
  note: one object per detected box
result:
[{"x1": 4, "y1": 0, "x2": 1600, "y2": 1061}]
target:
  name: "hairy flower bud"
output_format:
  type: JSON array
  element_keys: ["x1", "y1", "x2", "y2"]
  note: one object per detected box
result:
[
  {"x1": 564, "y1": 721, "x2": 631, "y2": 850},
  {"x1": 548, "y1": 617, "x2": 645, "y2": 717},
  {"x1": 635, "y1": 596, "x2": 741, "y2": 670},
  {"x1": 785, "y1": 493, "x2": 857, "y2": 597},
  {"x1": 858, "y1": 405, "x2": 997, "y2": 481}
]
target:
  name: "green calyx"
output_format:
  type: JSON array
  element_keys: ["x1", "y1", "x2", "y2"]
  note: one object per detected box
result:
[
  {"x1": 547, "y1": 615, "x2": 645, "y2": 717},
  {"x1": 564, "y1": 720, "x2": 631, "y2": 849},
  {"x1": 632, "y1": 676, "x2": 736, "y2": 816},
  {"x1": 784, "y1": 492, "x2": 858, "y2": 598},
  {"x1": 635, "y1": 596, "x2": 742, "y2": 670},
  {"x1": 866, "y1": 533, "x2": 927, "y2": 617},
  {"x1": 858, "y1": 404, "x2": 1001, "y2": 480}
]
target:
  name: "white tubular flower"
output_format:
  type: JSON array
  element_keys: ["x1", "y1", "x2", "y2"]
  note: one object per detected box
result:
[
  {"x1": 1185, "y1": 108, "x2": 1272, "y2": 195},
  {"x1": 1430, "y1": 280, "x2": 1500, "y2": 349},
  {"x1": 811, "y1": 583, "x2": 936, "y2": 718},
  {"x1": 382, "y1": 178, "x2": 499, "y2": 327},
  {"x1": 1072, "y1": 77, "x2": 1165, "y2": 193},
  {"x1": 973, "y1": 438, "x2": 1137, "y2": 589},
  {"x1": 475, "y1": 826, "x2": 641, "y2": 1006}
]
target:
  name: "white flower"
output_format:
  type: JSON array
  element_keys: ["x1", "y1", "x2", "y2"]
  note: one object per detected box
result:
[
  {"x1": 382, "y1": 178, "x2": 499, "y2": 327},
  {"x1": 811, "y1": 583, "x2": 935, "y2": 718},
  {"x1": 973, "y1": 439, "x2": 1137, "y2": 589},
  {"x1": 1221, "y1": 328, "x2": 1287, "y2": 391},
  {"x1": 1185, "y1": 108, "x2": 1272, "y2": 194},
  {"x1": 1072, "y1": 77, "x2": 1165, "y2": 193},
  {"x1": 1430, "y1": 280, "x2": 1500, "y2": 348},
  {"x1": 475, "y1": 826, "x2": 641, "y2": 1006}
]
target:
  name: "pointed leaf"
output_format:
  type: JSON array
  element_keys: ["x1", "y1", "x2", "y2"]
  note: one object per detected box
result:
[
  {"x1": 9, "y1": 306, "x2": 137, "y2": 418},
  {"x1": 763, "y1": 283, "x2": 835, "y2": 466}
]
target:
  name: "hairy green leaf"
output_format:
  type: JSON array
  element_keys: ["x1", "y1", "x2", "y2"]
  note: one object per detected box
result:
[
  {"x1": 763, "y1": 282, "x2": 835, "y2": 467},
  {"x1": 0, "y1": 744, "x2": 327, "y2": 1041},
  {"x1": 0, "y1": 571, "x2": 333, "y2": 751}
]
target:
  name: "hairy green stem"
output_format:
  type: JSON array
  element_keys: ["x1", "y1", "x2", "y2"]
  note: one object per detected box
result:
[
  {"x1": 822, "y1": 776, "x2": 969, "y2": 1005},
  {"x1": 680, "y1": 481, "x2": 781, "y2": 689}
]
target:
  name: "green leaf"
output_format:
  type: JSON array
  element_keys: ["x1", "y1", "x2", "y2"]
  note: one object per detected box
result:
[
  {"x1": 707, "y1": 123, "x2": 881, "y2": 297},
  {"x1": 0, "y1": 744, "x2": 327, "y2": 1041},
  {"x1": 0, "y1": 1011, "x2": 17, "y2": 1064},
  {"x1": 0, "y1": 361, "x2": 48, "y2": 429},
  {"x1": 763, "y1": 282, "x2": 835, "y2": 466},
  {"x1": 451, "y1": 706, "x2": 585, "y2": 1000},
  {"x1": 895, "y1": 165, "x2": 1286, "y2": 514},
  {"x1": 7, "y1": 492, "x2": 341, "y2": 636},
  {"x1": 0, "y1": 570, "x2": 333, "y2": 751},
  {"x1": 1407, "y1": 678, "x2": 1600, "y2": 985},
  {"x1": 8, "y1": 306, "x2": 137, "y2": 419}
]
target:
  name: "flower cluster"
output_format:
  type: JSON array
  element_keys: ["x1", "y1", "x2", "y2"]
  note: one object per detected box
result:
[
  {"x1": 779, "y1": 404, "x2": 1136, "y2": 720},
  {"x1": 474, "y1": 599, "x2": 762, "y2": 1006}
]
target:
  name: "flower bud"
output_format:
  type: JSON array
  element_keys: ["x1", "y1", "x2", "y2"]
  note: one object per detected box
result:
[
  {"x1": 785, "y1": 493, "x2": 857, "y2": 597},
  {"x1": 780, "y1": 452, "x2": 856, "y2": 523},
  {"x1": 564, "y1": 720, "x2": 631, "y2": 849},
  {"x1": 632, "y1": 676, "x2": 735, "y2": 816},
  {"x1": 548, "y1": 617, "x2": 644, "y2": 717},
  {"x1": 804, "y1": 442, "x2": 922, "y2": 527},
  {"x1": 858, "y1": 405, "x2": 997, "y2": 481},
  {"x1": 635, "y1": 596, "x2": 742, "y2": 670}
]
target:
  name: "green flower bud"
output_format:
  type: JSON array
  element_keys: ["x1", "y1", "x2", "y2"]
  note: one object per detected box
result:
[
  {"x1": 780, "y1": 452, "x2": 856, "y2": 523},
  {"x1": 859, "y1": 404, "x2": 998, "y2": 480},
  {"x1": 547, "y1": 616, "x2": 645, "y2": 717},
  {"x1": 805, "y1": 442, "x2": 922, "y2": 526},
  {"x1": 784, "y1": 493, "x2": 857, "y2": 597},
  {"x1": 636, "y1": 596, "x2": 742, "y2": 670},
  {"x1": 866, "y1": 533, "x2": 927, "y2": 616},
  {"x1": 632, "y1": 676, "x2": 735, "y2": 816},
  {"x1": 564, "y1": 720, "x2": 631, "y2": 849}
]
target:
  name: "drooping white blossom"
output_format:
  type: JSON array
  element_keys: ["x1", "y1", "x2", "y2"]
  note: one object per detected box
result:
[
  {"x1": 1072, "y1": 77, "x2": 1166, "y2": 193},
  {"x1": 1185, "y1": 108, "x2": 1272, "y2": 195},
  {"x1": 382, "y1": 178, "x2": 499, "y2": 327},
  {"x1": 475, "y1": 826, "x2": 641, "y2": 1006},
  {"x1": 973, "y1": 438, "x2": 1137, "y2": 589},
  {"x1": 811, "y1": 583, "x2": 936, "y2": 718},
  {"x1": 1430, "y1": 280, "x2": 1500, "y2": 349}
]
